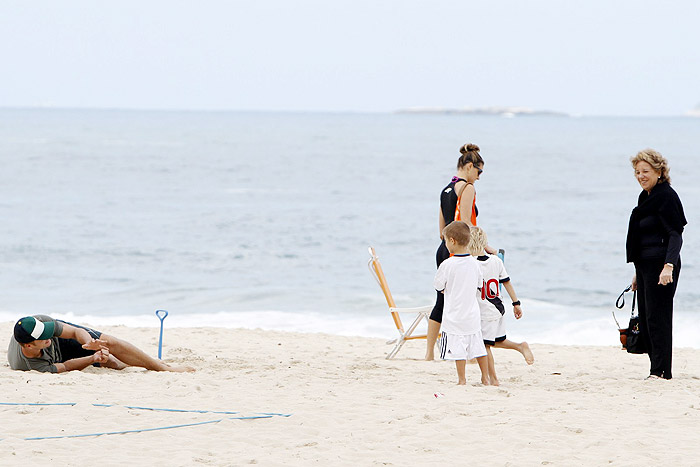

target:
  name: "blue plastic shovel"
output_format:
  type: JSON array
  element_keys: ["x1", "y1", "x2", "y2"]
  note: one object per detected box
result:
[{"x1": 155, "y1": 309, "x2": 169, "y2": 359}]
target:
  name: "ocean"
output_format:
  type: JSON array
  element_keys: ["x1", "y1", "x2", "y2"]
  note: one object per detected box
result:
[{"x1": 1, "y1": 108, "x2": 698, "y2": 348}]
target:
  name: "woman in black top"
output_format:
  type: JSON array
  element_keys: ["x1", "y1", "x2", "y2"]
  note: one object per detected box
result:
[
  {"x1": 626, "y1": 149, "x2": 686, "y2": 380},
  {"x1": 425, "y1": 143, "x2": 487, "y2": 360}
]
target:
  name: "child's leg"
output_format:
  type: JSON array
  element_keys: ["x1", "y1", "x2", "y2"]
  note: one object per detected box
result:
[
  {"x1": 485, "y1": 345, "x2": 499, "y2": 386},
  {"x1": 475, "y1": 355, "x2": 489, "y2": 385},
  {"x1": 455, "y1": 360, "x2": 467, "y2": 385},
  {"x1": 494, "y1": 339, "x2": 534, "y2": 364}
]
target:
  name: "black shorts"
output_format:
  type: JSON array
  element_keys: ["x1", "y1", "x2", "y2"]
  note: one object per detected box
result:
[{"x1": 56, "y1": 321, "x2": 103, "y2": 363}]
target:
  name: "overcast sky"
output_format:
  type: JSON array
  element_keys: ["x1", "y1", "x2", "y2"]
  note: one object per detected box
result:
[{"x1": 2, "y1": 1, "x2": 699, "y2": 115}]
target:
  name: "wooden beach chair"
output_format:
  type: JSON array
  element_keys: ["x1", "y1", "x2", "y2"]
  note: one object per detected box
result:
[{"x1": 367, "y1": 246, "x2": 432, "y2": 359}]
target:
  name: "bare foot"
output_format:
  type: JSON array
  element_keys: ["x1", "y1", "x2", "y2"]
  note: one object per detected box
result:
[
  {"x1": 520, "y1": 342, "x2": 534, "y2": 365},
  {"x1": 481, "y1": 378, "x2": 490, "y2": 385},
  {"x1": 457, "y1": 379, "x2": 467, "y2": 385},
  {"x1": 490, "y1": 377, "x2": 500, "y2": 386},
  {"x1": 98, "y1": 355, "x2": 128, "y2": 370}
]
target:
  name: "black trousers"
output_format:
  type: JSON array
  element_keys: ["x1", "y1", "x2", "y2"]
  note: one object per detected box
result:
[{"x1": 635, "y1": 258, "x2": 680, "y2": 379}]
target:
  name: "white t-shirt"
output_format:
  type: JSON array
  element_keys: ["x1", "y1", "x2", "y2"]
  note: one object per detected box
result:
[
  {"x1": 475, "y1": 255, "x2": 510, "y2": 321},
  {"x1": 433, "y1": 254, "x2": 483, "y2": 335}
]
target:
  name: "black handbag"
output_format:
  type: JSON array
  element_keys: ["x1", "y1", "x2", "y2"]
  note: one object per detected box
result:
[{"x1": 614, "y1": 285, "x2": 648, "y2": 354}]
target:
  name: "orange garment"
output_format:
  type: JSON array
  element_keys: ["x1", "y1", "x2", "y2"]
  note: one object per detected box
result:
[{"x1": 454, "y1": 190, "x2": 477, "y2": 226}]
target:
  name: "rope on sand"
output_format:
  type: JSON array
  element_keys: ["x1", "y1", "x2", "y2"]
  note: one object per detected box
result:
[
  {"x1": 0, "y1": 402, "x2": 290, "y2": 416},
  {"x1": 0, "y1": 402, "x2": 291, "y2": 441}
]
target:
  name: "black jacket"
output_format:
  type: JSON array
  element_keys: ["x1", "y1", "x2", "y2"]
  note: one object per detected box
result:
[{"x1": 626, "y1": 182, "x2": 686, "y2": 264}]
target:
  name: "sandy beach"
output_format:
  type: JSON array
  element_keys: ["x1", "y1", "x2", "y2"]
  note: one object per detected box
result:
[{"x1": 2, "y1": 322, "x2": 700, "y2": 466}]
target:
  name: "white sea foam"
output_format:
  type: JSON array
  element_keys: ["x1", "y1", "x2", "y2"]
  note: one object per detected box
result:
[{"x1": 2, "y1": 298, "x2": 698, "y2": 349}]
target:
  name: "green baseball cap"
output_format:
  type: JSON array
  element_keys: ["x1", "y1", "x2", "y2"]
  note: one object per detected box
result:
[{"x1": 14, "y1": 317, "x2": 55, "y2": 343}]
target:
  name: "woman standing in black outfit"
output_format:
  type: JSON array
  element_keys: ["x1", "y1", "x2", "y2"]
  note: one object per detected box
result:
[
  {"x1": 626, "y1": 149, "x2": 687, "y2": 380},
  {"x1": 425, "y1": 143, "x2": 491, "y2": 360}
]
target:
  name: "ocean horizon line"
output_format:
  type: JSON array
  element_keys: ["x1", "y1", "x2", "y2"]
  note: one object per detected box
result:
[{"x1": 1, "y1": 105, "x2": 698, "y2": 119}]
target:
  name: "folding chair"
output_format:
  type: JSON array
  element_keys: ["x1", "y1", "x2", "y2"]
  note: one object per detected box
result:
[{"x1": 367, "y1": 246, "x2": 433, "y2": 359}]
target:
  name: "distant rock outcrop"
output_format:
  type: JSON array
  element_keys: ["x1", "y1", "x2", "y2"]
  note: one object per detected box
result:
[
  {"x1": 685, "y1": 104, "x2": 700, "y2": 117},
  {"x1": 395, "y1": 106, "x2": 568, "y2": 117}
]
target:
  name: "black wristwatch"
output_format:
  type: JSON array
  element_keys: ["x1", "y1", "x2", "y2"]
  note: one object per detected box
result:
[{"x1": 512, "y1": 300, "x2": 521, "y2": 306}]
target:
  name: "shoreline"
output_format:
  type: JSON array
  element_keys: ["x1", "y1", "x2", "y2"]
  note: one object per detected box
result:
[
  {"x1": 3, "y1": 307, "x2": 699, "y2": 350},
  {"x1": 2, "y1": 323, "x2": 700, "y2": 465}
]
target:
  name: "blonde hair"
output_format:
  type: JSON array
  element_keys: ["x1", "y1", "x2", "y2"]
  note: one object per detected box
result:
[
  {"x1": 442, "y1": 221, "x2": 471, "y2": 246},
  {"x1": 467, "y1": 226, "x2": 488, "y2": 256},
  {"x1": 631, "y1": 148, "x2": 671, "y2": 184}
]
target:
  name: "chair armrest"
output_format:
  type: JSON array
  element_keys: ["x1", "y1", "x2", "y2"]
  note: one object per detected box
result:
[{"x1": 388, "y1": 306, "x2": 432, "y2": 314}]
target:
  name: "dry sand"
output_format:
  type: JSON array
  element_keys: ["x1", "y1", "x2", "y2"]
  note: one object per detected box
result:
[{"x1": 2, "y1": 321, "x2": 700, "y2": 466}]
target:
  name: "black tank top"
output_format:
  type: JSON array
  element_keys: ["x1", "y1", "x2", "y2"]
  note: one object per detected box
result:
[{"x1": 440, "y1": 178, "x2": 478, "y2": 224}]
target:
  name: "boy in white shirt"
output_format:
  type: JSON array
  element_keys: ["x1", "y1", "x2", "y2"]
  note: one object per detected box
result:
[
  {"x1": 468, "y1": 226, "x2": 534, "y2": 386},
  {"x1": 434, "y1": 221, "x2": 489, "y2": 385}
]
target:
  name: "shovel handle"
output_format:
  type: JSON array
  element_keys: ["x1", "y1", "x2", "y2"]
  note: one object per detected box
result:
[{"x1": 156, "y1": 310, "x2": 169, "y2": 359}]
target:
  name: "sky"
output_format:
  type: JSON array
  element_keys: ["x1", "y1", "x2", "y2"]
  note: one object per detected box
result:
[{"x1": 1, "y1": 1, "x2": 699, "y2": 116}]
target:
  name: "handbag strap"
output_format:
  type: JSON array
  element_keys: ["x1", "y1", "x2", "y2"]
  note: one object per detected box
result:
[
  {"x1": 615, "y1": 284, "x2": 638, "y2": 318},
  {"x1": 615, "y1": 284, "x2": 633, "y2": 309}
]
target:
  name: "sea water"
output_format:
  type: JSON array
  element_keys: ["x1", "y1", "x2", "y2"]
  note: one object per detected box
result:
[{"x1": 0, "y1": 109, "x2": 698, "y2": 347}]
